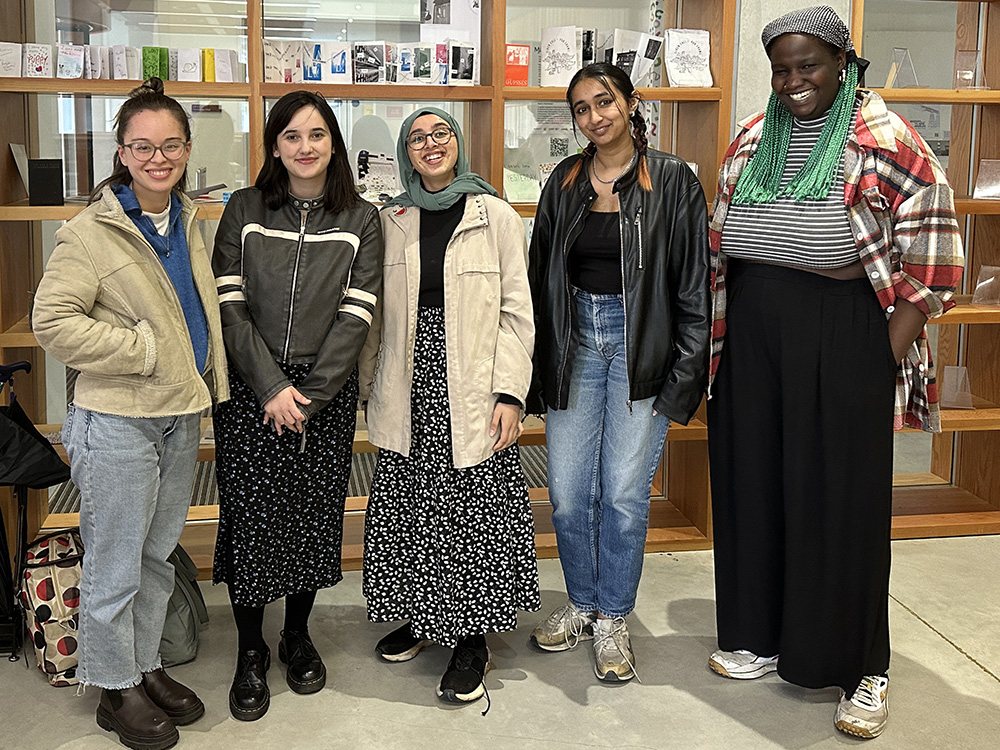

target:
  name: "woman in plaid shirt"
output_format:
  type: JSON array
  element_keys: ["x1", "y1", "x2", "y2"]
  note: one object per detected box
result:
[{"x1": 705, "y1": 6, "x2": 963, "y2": 740}]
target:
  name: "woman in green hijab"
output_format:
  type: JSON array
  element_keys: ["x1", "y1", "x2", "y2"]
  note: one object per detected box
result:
[{"x1": 358, "y1": 108, "x2": 540, "y2": 709}]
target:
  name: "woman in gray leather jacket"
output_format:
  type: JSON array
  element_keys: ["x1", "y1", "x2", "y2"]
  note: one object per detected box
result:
[
  {"x1": 211, "y1": 91, "x2": 383, "y2": 721},
  {"x1": 528, "y1": 63, "x2": 711, "y2": 683}
]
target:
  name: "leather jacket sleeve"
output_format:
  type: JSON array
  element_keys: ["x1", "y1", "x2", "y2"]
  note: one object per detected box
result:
[
  {"x1": 653, "y1": 172, "x2": 711, "y2": 424},
  {"x1": 212, "y1": 191, "x2": 291, "y2": 406},
  {"x1": 295, "y1": 203, "x2": 384, "y2": 418},
  {"x1": 525, "y1": 175, "x2": 557, "y2": 415}
]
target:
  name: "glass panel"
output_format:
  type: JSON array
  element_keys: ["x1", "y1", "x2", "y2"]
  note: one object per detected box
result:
[
  {"x1": 264, "y1": 98, "x2": 466, "y2": 202},
  {"x1": 861, "y1": 1, "x2": 961, "y2": 89},
  {"x1": 502, "y1": 100, "x2": 581, "y2": 202},
  {"x1": 30, "y1": 94, "x2": 250, "y2": 199},
  {"x1": 506, "y1": 0, "x2": 654, "y2": 46},
  {"x1": 32, "y1": 1, "x2": 247, "y2": 57},
  {"x1": 262, "y1": 0, "x2": 480, "y2": 48},
  {"x1": 888, "y1": 103, "x2": 951, "y2": 168}
]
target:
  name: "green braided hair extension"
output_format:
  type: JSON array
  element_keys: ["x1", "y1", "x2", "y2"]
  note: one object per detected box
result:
[{"x1": 733, "y1": 60, "x2": 859, "y2": 205}]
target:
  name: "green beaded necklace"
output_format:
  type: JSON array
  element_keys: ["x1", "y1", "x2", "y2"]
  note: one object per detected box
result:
[{"x1": 733, "y1": 61, "x2": 859, "y2": 205}]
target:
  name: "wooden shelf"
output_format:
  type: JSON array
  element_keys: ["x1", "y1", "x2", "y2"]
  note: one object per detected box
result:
[
  {"x1": 0, "y1": 79, "x2": 250, "y2": 97},
  {"x1": 0, "y1": 316, "x2": 35, "y2": 347},
  {"x1": 869, "y1": 87, "x2": 1000, "y2": 104},
  {"x1": 259, "y1": 83, "x2": 494, "y2": 100},
  {"x1": 0, "y1": 199, "x2": 226, "y2": 222},
  {"x1": 503, "y1": 86, "x2": 723, "y2": 102},
  {"x1": 928, "y1": 296, "x2": 1000, "y2": 324},
  {"x1": 891, "y1": 485, "x2": 1000, "y2": 539},
  {"x1": 954, "y1": 198, "x2": 1000, "y2": 214},
  {"x1": 939, "y1": 396, "x2": 1000, "y2": 432}
]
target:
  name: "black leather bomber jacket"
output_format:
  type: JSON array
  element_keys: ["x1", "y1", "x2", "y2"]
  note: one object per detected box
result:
[
  {"x1": 527, "y1": 148, "x2": 710, "y2": 424},
  {"x1": 212, "y1": 188, "x2": 383, "y2": 418}
]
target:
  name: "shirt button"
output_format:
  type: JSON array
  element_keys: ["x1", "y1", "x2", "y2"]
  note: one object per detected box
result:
[
  {"x1": 870, "y1": 271, "x2": 880, "y2": 279},
  {"x1": 887, "y1": 305, "x2": 895, "y2": 313},
  {"x1": 918, "y1": 363, "x2": 926, "y2": 372}
]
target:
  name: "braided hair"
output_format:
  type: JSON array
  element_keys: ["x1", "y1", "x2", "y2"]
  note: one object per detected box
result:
[
  {"x1": 89, "y1": 77, "x2": 191, "y2": 203},
  {"x1": 561, "y1": 63, "x2": 653, "y2": 192}
]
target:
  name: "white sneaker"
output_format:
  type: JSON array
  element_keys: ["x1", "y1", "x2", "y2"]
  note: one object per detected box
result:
[
  {"x1": 708, "y1": 649, "x2": 779, "y2": 679},
  {"x1": 593, "y1": 617, "x2": 639, "y2": 683},
  {"x1": 835, "y1": 675, "x2": 889, "y2": 739},
  {"x1": 530, "y1": 602, "x2": 596, "y2": 652}
]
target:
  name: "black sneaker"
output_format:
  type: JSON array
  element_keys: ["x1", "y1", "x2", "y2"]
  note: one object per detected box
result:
[
  {"x1": 375, "y1": 622, "x2": 432, "y2": 663},
  {"x1": 437, "y1": 641, "x2": 491, "y2": 704}
]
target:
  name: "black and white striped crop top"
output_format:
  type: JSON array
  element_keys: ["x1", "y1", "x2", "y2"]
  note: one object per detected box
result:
[{"x1": 720, "y1": 102, "x2": 860, "y2": 269}]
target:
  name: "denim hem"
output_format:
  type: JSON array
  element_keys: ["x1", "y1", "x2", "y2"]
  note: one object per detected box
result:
[
  {"x1": 81, "y1": 674, "x2": 142, "y2": 690},
  {"x1": 140, "y1": 658, "x2": 163, "y2": 675},
  {"x1": 569, "y1": 599, "x2": 598, "y2": 614},
  {"x1": 597, "y1": 608, "x2": 635, "y2": 619}
]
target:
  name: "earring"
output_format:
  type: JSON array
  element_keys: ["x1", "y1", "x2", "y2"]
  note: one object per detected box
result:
[{"x1": 838, "y1": 68, "x2": 846, "y2": 82}]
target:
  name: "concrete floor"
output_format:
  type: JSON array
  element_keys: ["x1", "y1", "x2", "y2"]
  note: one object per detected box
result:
[{"x1": 2, "y1": 536, "x2": 999, "y2": 749}]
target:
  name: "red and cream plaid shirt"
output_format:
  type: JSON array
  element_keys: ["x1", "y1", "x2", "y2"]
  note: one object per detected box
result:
[{"x1": 709, "y1": 90, "x2": 964, "y2": 432}]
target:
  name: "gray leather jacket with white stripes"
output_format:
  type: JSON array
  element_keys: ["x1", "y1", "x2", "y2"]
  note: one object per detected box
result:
[{"x1": 212, "y1": 187, "x2": 383, "y2": 418}]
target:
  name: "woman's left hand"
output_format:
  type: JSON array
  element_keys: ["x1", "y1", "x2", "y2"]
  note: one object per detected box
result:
[{"x1": 490, "y1": 402, "x2": 523, "y2": 451}]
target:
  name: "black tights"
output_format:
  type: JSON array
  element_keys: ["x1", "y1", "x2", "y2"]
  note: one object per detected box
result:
[{"x1": 230, "y1": 590, "x2": 317, "y2": 652}]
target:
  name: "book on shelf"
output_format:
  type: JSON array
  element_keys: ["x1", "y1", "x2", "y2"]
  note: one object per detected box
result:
[
  {"x1": 214, "y1": 49, "x2": 238, "y2": 83},
  {"x1": 57, "y1": 44, "x2": 84, "y2": 79},
  {"x1": 353, "y1": 42, "x2": 387, "y2": 84},
  {"x1": 541, "y1": 26, "x2": 581, "y2": 88},
  {"x1": 505, "y1": 44, "x2": 530, "y2": 87},
  {"x1": 177, "y1": 48, "x2": 201, "y2": 82},
  {"x1": 0, "y1": 42, "x2": 21, "y2": 77},
  {"x1": 201, "y1": 49, "x2": 215, "y2": 82},
  {"x1": 263, "y1": 40, "x2": 303, "y2": 83},
  {"x1": 449, "y1": 40, "x2": 477, "y2": 85},
  {"x1": 142, "y1": 47, "x2": 165, "y2": 80}
]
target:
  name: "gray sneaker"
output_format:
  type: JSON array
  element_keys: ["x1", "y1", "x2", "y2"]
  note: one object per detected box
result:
[
  {"x1": 835, "y1": 675, "x2": 889, "y2": 739},
  {"x1": 593, "y1": 617, "x2": 638, "y2": 682},
  {"x1": 708, "y1": 649, "x2": 779, "y2": 680},
  {"x1": 530, "y1": 602, "x2": 596, "y2": 652}
]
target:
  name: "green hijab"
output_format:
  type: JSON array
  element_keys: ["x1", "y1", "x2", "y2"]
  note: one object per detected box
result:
[{"x1": 387, "y1": 107, "x2": 498, "y2": 210}]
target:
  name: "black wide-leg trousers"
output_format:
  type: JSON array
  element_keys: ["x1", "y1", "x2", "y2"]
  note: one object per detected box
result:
[{"x1": 708, "y1": 260, "x2": 897, "y2": 695}]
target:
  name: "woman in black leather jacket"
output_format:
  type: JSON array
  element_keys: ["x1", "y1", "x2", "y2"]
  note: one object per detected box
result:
[
  {"x1": 527, "y1": 63, "x2": 710, "y2": 683},
  {"x1": 211, "y1": 91, "x2": 383, "y2": 721}
]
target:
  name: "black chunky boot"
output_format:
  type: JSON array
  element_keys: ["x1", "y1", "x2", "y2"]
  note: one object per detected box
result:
[
  {"x1": 229, "y1": 647, "x2": 270, "y2": 721},
  {"x1": 278, "y1": 629, "x2": 326, "y2": 694}
]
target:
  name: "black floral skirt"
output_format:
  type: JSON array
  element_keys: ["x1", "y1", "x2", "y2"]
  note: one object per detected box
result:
[
  {"x1": 213, "y1": 363, "x2": 358, "y2": 606},
  {"x1": 363, "y1": 306, "x2": 540, "y2": 646}
]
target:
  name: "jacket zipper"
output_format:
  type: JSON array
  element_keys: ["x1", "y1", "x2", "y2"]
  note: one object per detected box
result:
[
  {"x1": 556, "y1": 204, "x2": 588, "y2": 404},
  {"x1": 635, "y1": 206, "x2": 644, "y2": 269},
  {"x1": 619, "y1": 209, "x2": 632, "y2": 413},
  {"x1": 282, "y1": 208, "x2": 308, "y2": 363}
]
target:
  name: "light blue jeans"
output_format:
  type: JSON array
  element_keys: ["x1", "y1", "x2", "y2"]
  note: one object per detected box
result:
[
  {"x1": 63, "y1": 406, "x2": 200, "y2": 689},
  {"x1": 546, "y1": 290, "x2": 669, "y2": 618}
]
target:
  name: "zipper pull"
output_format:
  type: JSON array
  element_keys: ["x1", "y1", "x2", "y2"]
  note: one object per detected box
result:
[
  {"x1": 627, "y1": 399, "x2": 633, "y2": 414},
  {"x1": 299, "y1": 424, "x2": 307, "y2": 453}
]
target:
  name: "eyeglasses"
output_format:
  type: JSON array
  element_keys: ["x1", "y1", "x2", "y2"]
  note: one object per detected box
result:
[
  {"x1": 405, "y1": 127, "x2": 454, "y2": 150},
  {"x1": 122, "y1": 139, "x2": 189, "y2": 162}
]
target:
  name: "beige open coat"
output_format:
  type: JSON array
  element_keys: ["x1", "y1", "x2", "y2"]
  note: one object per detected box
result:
[{"x1": 358, "y1": 194, "x2": 533, "y2": 469}]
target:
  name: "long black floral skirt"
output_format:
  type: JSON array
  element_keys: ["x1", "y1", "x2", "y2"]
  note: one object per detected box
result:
[
  {"x1": 363, "y1": 306, "x2": 540, "y2": 646},
  {"x1": 213, "y1": 363, "x2": 358, "y2": 606}
]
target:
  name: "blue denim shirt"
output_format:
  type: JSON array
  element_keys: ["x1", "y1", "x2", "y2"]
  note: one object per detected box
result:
[{"x1": 113, "y1": 184, "x2": 209, "y2": 373}]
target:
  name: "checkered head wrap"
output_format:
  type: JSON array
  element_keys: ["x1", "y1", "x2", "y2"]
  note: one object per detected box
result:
[{"x1": 761, "y1": 5, "x2": 854, "y2": 54}]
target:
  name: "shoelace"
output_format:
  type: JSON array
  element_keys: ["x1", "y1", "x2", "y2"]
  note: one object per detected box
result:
[
  {"x1": 594, "y1": 617, "x2": 642, "y2": 683},
  {"x1": 562, "y1": 606, "x2": 591, "y2": 650},
  {"x1": 284, "y1": 631, "x2": 319, "y2": 661},
  {"x1": 850, "y1": 676, "x2": 887, "y2": 710},
  {"x1": 452, "y1": 646, "x2": 491, "y2": 717}
]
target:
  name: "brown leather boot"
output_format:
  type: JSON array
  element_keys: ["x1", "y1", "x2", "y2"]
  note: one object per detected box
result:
[
  {"x1": 96, "y1": 685, "x2": 179, "y2": 750},
  {"x1": 142, "y1": 667, "x2": 206, "y2": 725}
]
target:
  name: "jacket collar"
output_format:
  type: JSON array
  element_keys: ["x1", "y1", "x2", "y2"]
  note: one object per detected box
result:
[
  {"x1": 94, "y1": 185, "x2": 196, "y2": 236},
  {"x1": 386, "y1": 193, "x2": 490, "y2": 235},
  {"x1": 287, "y1": 194, "x2": 324, "y2": 211}
]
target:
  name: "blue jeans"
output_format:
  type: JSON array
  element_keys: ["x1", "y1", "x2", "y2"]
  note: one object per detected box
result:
[
  {"x1": 63, "y1": 406, "x2": 200, "y2": 689},
  {"x1": 546, "y1": 290, "x2": 669, "y2": 618}
]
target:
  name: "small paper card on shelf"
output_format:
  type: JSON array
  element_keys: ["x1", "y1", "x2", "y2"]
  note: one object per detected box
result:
[
  {"x1": 503, "y1": 168, "x2": 541, "y2": 202},
  {"x1": 0, "y1": 42, "x2": 22, "y2": 77},
  {"x1": 263, "y1": 40, "x2": 302, "y2": 83},
  {"x1": 23, "y1": 43, "x2": 53, "y2": 77},
  {"x1": 505, "y1": 44, "x2": 530, "y2": 87},
  {"x1": 177, "y1": 48, "x2": 201, "y2": 82},
  {"x1": 971, "y1": 265, "x2": 1000, "y2": 305},
  {"x1": 940, "y1": 366, "x2": 974, "y2": 410},
  {"x1": 327, "y1": 42, "x2": 351, "y2": 84},
  {"x1": 972, "y1": 159, "x2": 1000, "y2": 199},
  {"x1": 142, "y1": 46, "x2": 161, "y2": 80},
  {"x1": 581, "y1": 29, "x2": 597, "y2": 68},
  {"x1": 665, "y1": 28, "x2": 712, "y2": 87},
  {"x1": 214, "y1": 49, "x2": 236, "y2": 83},
  {"x1": 86, "y1": 46, "x2": 109, "y2": 79},
  {"x1": 353, "y1": 42, "x2": 386, "y2": 84},
  {"x1": 449, "y1": 40, "x2": 477, "y2": 85},
  {"x1": 57, "y1": 44, "x2": 84, "y2": 79},
  {"x1": 302, "y1": 42, "x2": 326, "y2": 82},
  {"x1": 168, "y1": 49, "x2": 178, "y2": 81},
  {"x1": 201, "y1": 49, "x2": 215, "y2": 82},
  {"x1": 385, "y1": 43, "x2": 399, "y2": 83},
  {"x1": 125, "y1": 46, "x2": 141, "y2": 79},
  {"x1": 541, "y1": 26, "x2": 580, "y2": 88}
]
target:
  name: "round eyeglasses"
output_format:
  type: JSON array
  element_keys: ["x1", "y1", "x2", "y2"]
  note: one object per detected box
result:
[
  {"x1": 405, "y1": 127, "x2": 454, "y2": 150},
  {"x1": 122, "y1": 139, "x2": 189, "y2": 162}
]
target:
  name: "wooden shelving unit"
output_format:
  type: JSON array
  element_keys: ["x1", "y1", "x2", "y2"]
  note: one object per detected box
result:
[
  {"x1": 0, "y1": 0, "x2": 732, "y2": 569},
  {"x1": 854, "y1": 0, "x2": 1000, "y2": 539}
]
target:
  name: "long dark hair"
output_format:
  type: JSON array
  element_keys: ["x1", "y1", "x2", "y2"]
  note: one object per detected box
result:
[
  {"x1": 561, "y1": 63, "x2": 652, "y2": 192},
  {"x1": 256, "y1": 91, "x2": 358, "y2": 212},
  {"x1": 90, "y1": 77, "x2": 191, "y2": 203}
]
